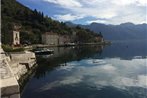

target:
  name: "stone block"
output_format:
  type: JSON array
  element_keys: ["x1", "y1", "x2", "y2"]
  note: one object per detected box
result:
[
  {"x1": 1, "y1": 85, "x2": 19, "y2": 95},
  {"x1": 10, "y1": 94, "x2": 20, "y2": 98}
]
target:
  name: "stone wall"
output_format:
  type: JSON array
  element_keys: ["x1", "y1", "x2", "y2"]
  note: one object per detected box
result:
[
  {"x1": 0, "y1": 56, "x2": 20, "y2": 98},
  {"x1": 9, "y1": 51, "x2": 36, "y2": 80},
  {"x1": 0, "y1": 50, "x2": 36, "y2": 98}
]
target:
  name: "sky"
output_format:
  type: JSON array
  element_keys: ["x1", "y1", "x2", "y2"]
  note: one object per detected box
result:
[{"x1": 17, "y1": 0, "x2": 147, "y2": 25}]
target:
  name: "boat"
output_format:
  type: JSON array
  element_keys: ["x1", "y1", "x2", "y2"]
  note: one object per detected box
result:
[{"x1": 33, "y1": 48, "x2": 54, "y2": 55}]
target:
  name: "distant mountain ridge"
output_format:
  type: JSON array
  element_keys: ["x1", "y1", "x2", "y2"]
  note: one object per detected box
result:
[{"x1": 66, "y1": 22, "x2": 147, "y2": 41}]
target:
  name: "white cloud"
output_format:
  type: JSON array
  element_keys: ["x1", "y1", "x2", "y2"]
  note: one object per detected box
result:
[
  {"x1": 39, "y1": 58, "x2": 147, "y2": 93},
  {"x1": 40, "y1": 81, "x2": 60, "y2": 91},
  {"x1": 43, "y1": 0, "x2": 82, "y2": 8},
  {"x1": 111, "y1": 0, "x2": 147, "y2": 6},
  {"x1": 111, "y1": 0, "x2": 136, "y2": 6},
  {"x1": 43, "y1": 0, "x2": 146, "y2": 24},
  {"x1": 54, "y1": 14, "x2": 84, "y2": 21},
  {"x1": 136, "y1": 0, "x2": 147, "y2": 6},
  {"x1": 138, "y1": 75, "x2": 147, "y2": 87},
  {"x1": 87, "y1": 20, "x2": 107, "y2": 24},
  {"x1": 60, "y1": 76, "x2": 83, "y2": 85}
]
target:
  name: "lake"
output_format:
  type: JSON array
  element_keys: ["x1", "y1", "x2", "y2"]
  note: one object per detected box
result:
[{"x1": 22, "y1": 40, "x2": 147, "y2": 98}]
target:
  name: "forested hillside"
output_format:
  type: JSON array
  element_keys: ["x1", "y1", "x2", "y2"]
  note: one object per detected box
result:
[{"x1": 1, "y1": 0, "x2": 99, "y2": 44}]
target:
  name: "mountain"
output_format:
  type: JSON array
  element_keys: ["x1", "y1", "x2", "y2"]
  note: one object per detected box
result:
[
  {"x1": 1, "y1": 0, "x2": 99, "y2": 44},
  {"x1": 66, "y1": 22, "x2": 147, "y2": 41}
]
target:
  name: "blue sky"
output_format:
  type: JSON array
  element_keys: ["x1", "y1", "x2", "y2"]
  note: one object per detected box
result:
[{"x1": 17, "y1": 0, "x2": 146, "y2": 25}]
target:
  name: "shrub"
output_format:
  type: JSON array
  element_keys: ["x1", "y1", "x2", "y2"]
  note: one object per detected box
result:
[{"x1": 2, "y1": 44, "x2": 24, "y2": 52}]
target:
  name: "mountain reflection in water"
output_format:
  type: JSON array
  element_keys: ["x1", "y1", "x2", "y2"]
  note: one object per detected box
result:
[{"x1": 22, "y1": 41, "x2": 147, "y2": 98}]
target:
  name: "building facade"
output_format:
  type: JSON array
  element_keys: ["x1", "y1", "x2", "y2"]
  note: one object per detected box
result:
[
  {"x1": 95, "y1": 36, "x2": 104, "y2": 42},
  {"x1": 42, "y1": 32, "x2": 71, "y2": 46},
  {"x1": 42, "y1": 33, "x2": 59, "y2": 45}
]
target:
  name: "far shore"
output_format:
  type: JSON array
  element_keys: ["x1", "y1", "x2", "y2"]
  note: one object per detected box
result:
[{"x1": 26, "y1": 41, "x2": 111, "y2": 49}]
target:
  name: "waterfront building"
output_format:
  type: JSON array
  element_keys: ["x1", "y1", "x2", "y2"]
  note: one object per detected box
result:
[
  {"x1": 95, "y1": 36, "x2": 104, "y2": 42},
  {"x1": 59, "y1": 35, "x2": 71, "y2": 45},
  {"x1": 42, "y1": 32, "x2": 59, "y2": 45},
  {"x1": 42, "y1": 32, "x2": 71, "y2": 45}
]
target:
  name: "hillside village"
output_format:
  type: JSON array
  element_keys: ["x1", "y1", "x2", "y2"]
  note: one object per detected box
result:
[
  {"x1": 42, "y1": 31, "x2": 104, "y2": 46},
  {"x1": 1, "y1": 0, "x2": 105, "y2": 47},
  {"x1": 8, "y1": 24, "x2": 104, "y2": 47}
]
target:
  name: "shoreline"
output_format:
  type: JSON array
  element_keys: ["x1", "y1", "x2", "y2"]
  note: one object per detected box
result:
[
  {"x1": 1, "y1": 51, "x2": 37, "y2": 98},
  {"x1": 30, "y1": 41, "x2": 111, "y2": 48},
  {"x1": 0, "y1": 41, "x2": 111, "y2": 98}
]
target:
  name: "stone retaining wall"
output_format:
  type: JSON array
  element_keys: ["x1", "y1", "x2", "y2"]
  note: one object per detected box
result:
[{"x1": 1, "y1": 51, "x2": 36, "y2": 98}]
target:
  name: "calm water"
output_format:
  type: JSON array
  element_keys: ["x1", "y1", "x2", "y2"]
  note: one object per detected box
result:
[{"x1": 22, "y1": 40, "x2": 147, "y2": 98}]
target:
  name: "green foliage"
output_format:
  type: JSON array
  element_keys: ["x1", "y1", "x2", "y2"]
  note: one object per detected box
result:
[
  {"x1": 1, "y1": 0, "x2": 101, "y2": 45},
  {"x1": 74, "y1": 26, "x2": 99, "y2": 43},
  {"x1": 2, "y1": 44, "x2": 24, "y2": 52}
]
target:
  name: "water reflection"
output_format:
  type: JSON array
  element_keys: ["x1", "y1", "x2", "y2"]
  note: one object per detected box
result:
[
  {"x1": 22, "y1": 41, "x2": 147, "y2": 98},
  {"x1": 100, "y1": 41, "x2": 147, "y2": 59},
  {"x1": 34, "y1": 45, "x2": 103, "y2": 78},
  {"x1": 46, "y1": 58, "x2": 147, "y2": 88}
]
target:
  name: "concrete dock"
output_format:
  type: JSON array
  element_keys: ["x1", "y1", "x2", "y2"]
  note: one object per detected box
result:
[{"x1": 0, "y1": 49, "x2": 36, "y2": 98}]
